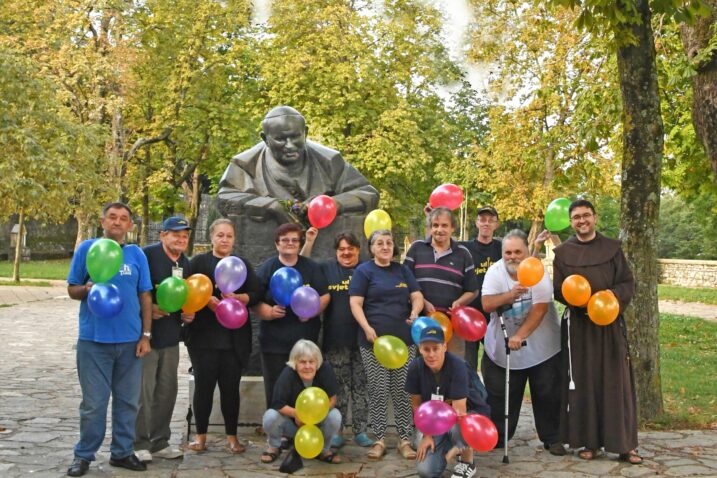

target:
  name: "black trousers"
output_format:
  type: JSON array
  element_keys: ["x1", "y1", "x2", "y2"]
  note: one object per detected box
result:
[
  {"x1": 481, "y1": 351, "x2": 561, "y2": 445},
  {"x1": 187, "y1": 347, "x2": 242, "y2": 435},
  {"x1": 261, "y1": 352, "x2": 290, "y2": 408},
  {"x1": 464, "y1": 339, "x2": 484, "y2": 372}
]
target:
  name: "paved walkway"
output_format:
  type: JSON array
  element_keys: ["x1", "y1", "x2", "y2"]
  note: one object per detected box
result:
[{"x1": 1, "y1": 292, "x2": 716, "y2": 477}]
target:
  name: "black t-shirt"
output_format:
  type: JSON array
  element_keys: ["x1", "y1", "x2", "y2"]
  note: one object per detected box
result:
[
  {"x1": 270, "y1": 363, "x2": 339, "y2": 411},
  {"x1": 460, "y1": 238, "x2": 502, "y2": 314},
  {"x1": 320, "y1": 259, "x2": 359, "y2": 351},
  {"x1": 256, "y1": 256, "x2": 329, "y2": 354},
  {"x1": 143, "y1": 242, "x2": 191, "y2": 349}
]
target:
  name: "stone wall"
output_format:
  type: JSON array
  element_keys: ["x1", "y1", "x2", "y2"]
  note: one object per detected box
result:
[{"x1": 657, "y1": 259, "x2": 717, "y2": 289}]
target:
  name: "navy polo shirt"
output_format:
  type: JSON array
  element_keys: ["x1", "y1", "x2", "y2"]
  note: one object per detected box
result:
[{"x1": 320, "y1": 259, "x2": 360, "y2": 351}]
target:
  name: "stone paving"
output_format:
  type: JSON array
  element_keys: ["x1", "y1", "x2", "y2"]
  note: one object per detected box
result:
[{"x1": 1, "y1": 293, "x2": 716, "y2": 477}]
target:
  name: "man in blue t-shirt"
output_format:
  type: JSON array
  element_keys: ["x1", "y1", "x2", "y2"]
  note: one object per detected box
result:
[{"x1": 66, "y1": 203, "x2": 153, "y2": 477}]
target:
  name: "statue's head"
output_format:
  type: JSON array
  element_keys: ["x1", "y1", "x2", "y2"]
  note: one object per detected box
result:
[{"x1": 261, "y1": 106, "x2": 308, "y2": 166}]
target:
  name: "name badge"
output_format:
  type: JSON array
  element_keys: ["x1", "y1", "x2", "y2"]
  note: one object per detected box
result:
[
  {"x1": 431, "y1": 393, "x2": 444, "y2": 401},
  {"x1": 172, "y1": 267, "x2": 183, "y2": 278}
]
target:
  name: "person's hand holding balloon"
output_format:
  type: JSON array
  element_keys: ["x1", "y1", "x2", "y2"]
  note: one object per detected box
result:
[
  {"x1": 152, "y1": 303, "x2": 169, "y2": 320},
  {"x1": 423, "y1": 299, "x2": 436, "y2": 314},
  {"x1": 222, "y1": 291, "x2": 250, "y2": 304},
  {"x1": 270, "y1": 305, "x2": 287, "y2": 320},
  {"x1": 362, "y1": 325, "x2": 378, "y2": 343},
  {"x1": 207, "y1": 296, "x2": 221, "y2": 312},
  {"x1": 181, "y1": 312, "x2": 195, "y2": 325},
  {"x1": 509, "y1": 283, "x2": 528, "y2": 301}
]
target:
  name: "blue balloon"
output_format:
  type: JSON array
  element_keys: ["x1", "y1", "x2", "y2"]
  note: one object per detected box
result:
[
  {"x1": 270, "y1": 267, "x2": 304, "y2": 307},
  {"x1": 411, "y1": 316, "x2": 441, "y2": 345},
  {"x1": 87, "y1": 283, "x2": 124, "y2": 319}
]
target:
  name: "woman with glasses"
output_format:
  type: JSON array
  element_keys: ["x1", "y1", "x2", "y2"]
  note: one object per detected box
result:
[
  {"x1": 349, "y1": 229, "x2": 424, "y2": 461},
  {"x1": 254, "y1": 223, "x2": 330, "y2": 410}
]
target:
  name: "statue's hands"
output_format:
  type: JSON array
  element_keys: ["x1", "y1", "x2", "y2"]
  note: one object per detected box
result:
[{"x1": 268, "y1": 201, "x2": 295, "y2": 224}]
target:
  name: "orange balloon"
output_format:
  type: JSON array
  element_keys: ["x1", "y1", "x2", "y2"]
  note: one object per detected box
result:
[
  {"x1": 517, "y1": 257, "x2": 545, "y2": 287},
  {"x1": 428, "y1": 311, "x2": 453, "y2": 343},
  {"x1": 561, "y1": 275, "x2": 592, "y2": 307},
  {"x1": 587, "y1": 290, "x2": 619, "y2": 326},
  {"x1": 183, "y1": 274, "x2": 213, "y2": 313}
]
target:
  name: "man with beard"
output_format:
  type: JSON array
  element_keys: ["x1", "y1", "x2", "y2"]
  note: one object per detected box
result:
[{"x1": 480, "y1": 230, "x2": 565, "y2": 455}]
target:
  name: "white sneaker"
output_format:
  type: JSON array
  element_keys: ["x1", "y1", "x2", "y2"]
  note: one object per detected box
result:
[
  {"x1": 135, "y1": 449, "x2": 152, "y2": 462},
  {"x1": 153, "y1": 446, "x2": 183, "y2": 459},
  {"x1": 451, "y1": 460, "x2": 476, "y2": 478}
]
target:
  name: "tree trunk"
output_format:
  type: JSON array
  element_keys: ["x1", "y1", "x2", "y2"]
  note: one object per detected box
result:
[
  {"x1": 74, "y1": 210, "x2": 98, "y2": 249},
  {"x1": 140, "y1": 146, "x2": 151, "y2": 247},
  {"x1": 681, "y1": 0, "x2": 717, "y2": 181},
  {"x1": 187, "y1": 168, "x2": 202, "y2": 256},
  {"x1": 12, "y1": 210, "x2": 24, "y2": 282},
  {"x1": 615, "y1": 0, "x2": 664, "y2": 421}
]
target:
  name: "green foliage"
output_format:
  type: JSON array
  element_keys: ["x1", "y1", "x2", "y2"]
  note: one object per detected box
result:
[{"x1": 658, "y1": 195, "x2": 717, "y2": 259}]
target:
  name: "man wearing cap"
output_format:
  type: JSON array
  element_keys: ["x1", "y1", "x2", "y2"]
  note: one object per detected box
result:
[
  {"x1": 460, "y1": 206, "x2": 502, "y2": 372},
  {"x1": 134, "y1": 217, "x2": 192, "y2": 462},
  {"x1": 405, "y1": 325, "x2": 490, "y2": 478}
]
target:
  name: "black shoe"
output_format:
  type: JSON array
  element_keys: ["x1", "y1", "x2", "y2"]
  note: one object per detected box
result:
[
  {"x1": 67, "y1": 458, "x2": 90, "y2": 477},
  {"x1": 109, "y1": 454, "x2": 147, "y2": 471},
  {"x1": 279, "y1": 447, "x2": 303, "y2": 474},
  {"x1": 546, "y1": 442, "x2": 567, "y2": 456}
]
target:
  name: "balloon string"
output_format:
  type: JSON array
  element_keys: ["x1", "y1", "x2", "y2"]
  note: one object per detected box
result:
[{"x1": 567, "y1": 309, "x2": 576, "y2": 391}]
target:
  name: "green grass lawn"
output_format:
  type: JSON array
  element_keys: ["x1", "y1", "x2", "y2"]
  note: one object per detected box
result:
[
  {"x1": 0, "y1": 280, "x2": 52, "y2": 287},
  {"x1": 658, "y1": 284, "x2": 717, "y2": 305},
  {"x1": 0, "y1": 259, "x2": 71, "y2": 280}
]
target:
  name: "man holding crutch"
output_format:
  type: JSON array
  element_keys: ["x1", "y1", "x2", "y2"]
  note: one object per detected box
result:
[{"x1": 480, "y1": 229, "x2": 565, "y2": 457}]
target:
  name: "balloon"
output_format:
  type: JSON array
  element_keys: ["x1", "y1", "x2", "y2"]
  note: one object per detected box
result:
[
  {"x1": 215, "y1": 297, "x2": 248, "y2": 329},
  {"x1": 429, "y1": 183, "x2": 464, "y2": 210},
  {"x1": 156, "y1": 276, "x2": 188, "y2": 313},
  {"x1": 587, "y1": 290, "x2": 620, "y2": 326},
  {"x1": 295, "y1": 387, "x2": 330, "y2": 425},
  {"x1": 561, "y1": 274, "x2": 592, "y2": 307},
  {"x1": 269, "y1": 267, "x2": 304, "y2": 307},
  {"x1": 307, "y1": 195, "x2": 337, "y2": 229},
  {"x1": 517, "y1": 257, "x2": 545, "y2": 287},
  {"x1": 451, "y1": 306, "x2": 487, "y2": 341},
  {"x1": 544, "y1": 197, "x2": 571, "y2": 232},
  {"x1": 364, "y1": 209, "x2": 392, "y2": 239},
  {"x1": 428, "y1": 311, "x2": 453, "y2": 343},
  {"x1": 86, "y1": 238, "x2": 123, "y2": 283},
  {"x1": 294, "y1": 424, "x2": 324, "y2": 459},
  {"x1": 290, "y1": 286, "x2": 321, "y2": 321},
  {"x1": 214, "y1": 256, "x2": 247, "y2": 294},
  {"x1": 411, "y1": 316, "x2": 441, "y2": 345},
  {"x1": 87, "y1": 283, "x2": 123, "y2": 319},
  {"x1": 183, "y1": 274, "x2": 213, "y2": 313},
  {"x1": 414, "y1": 400, "x2": 457, "y2": 436},
  {"x1": 460, "y1": 413, "x2": 498, "y2": 451},
  {"x1": 373, "y1": 335, "x2": 409, "y2": 369}
]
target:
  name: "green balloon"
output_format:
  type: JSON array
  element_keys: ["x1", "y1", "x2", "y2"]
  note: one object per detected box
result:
[
  {"x1": 156, "y1": 277, "x2": 188, "y2": 313},
  {"x1": 86, "y1": 238, "x2": 123, "y2": 283},
  {"x1": 545, "y1": 198, "x2": 571, "y2": 232}
]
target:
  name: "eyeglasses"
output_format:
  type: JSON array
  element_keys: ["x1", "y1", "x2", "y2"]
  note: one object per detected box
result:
[
  {"x1": 570, "y1": 213, "x2": 594, "y2": 222},
  {"x1": 278, "y1": 237, "x2": 301, "y2": 244},
  {"x1": 477, "y1": 218, "x2": 497, "y2": 224}
]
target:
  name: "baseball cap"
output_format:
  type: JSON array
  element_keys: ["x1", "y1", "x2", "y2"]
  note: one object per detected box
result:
[
  {"x1": 476, "y1": 206, "x2": 499, "y2": 219},
  {"x1": 419, "y1": 325, "x2": 445, "y2": 344},
  {"x1": 162, "y1": 216, "x2": 191, "y2": 231}
]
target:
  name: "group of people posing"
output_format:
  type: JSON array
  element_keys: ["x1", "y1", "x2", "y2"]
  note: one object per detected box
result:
[{"x1": 65, "y1": 198, "x2": 641, "y2": 478}]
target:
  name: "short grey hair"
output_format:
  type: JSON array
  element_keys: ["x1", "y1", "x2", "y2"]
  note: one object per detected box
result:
[
  {"x1": 502, "y1": 229, "x2": 529, "y2": 251},
  {"x1": 426, "y1": 206, "x2": 456, "y2": 229},
  {"x1": 286, "y1": 339, "x2": 323, "y2": 370}
]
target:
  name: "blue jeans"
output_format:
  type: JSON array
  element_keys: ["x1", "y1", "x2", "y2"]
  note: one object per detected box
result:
[
  {"x1": 416, "y1": 424, "x2": 469, "y2": 478},
  {"x1": 74, "y1": 340, "x2": 142, "y2": 461},
  {"x1": 262, "y1": 408, "x2": 342, "y2": 453}
]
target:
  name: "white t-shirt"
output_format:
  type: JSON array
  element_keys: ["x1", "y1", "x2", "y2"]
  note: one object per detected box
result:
[{"x1": 482, "y1": 259, "x2": 560, "y2": 370}]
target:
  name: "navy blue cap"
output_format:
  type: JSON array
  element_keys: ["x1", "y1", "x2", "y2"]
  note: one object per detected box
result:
[
  {"x1": 162, "y1": 216, "x2": 191, "y2": 231},
  {"x1": 419, "y1": 324, "x2": 445, "y2": 344}
]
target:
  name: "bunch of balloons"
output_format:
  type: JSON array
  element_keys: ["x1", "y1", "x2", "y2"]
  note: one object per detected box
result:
[
  {"x1": 587, "y1": 290, "x2": 620, "y2": 326},
  {"x1": 429, "y1": 183, "x2": 464, "y2": 211},
  {"x1": 414, "y1": 400, "x2": 457, "y2": 436},
  {"x1": 294, "y1": 387, "x2": 330, "y2": 458},
  {"x1": 428, "y1": 311, "x2": 453, "y2": 343},
  {"x1": 307, "y1": 195, "x2": 337, "y2": 229},
  {"x1": 459, "y1": 414, "x2": 498, "y2": 451},
  {"x1": 364, "y1": 209, "x2": 392, "y2": 238},
  {"x1": 373, "y1": 335, "x2": 409, "y2": 369},
  {"x1": 544, "y1": 197, "x2": 571, "y2": 232},
  {"x1": 213, "y1": 256, "x2": 250, "y2": 329},
  {"x1": 86, "y1": 238, "x2": 124, "y2": 319},
  {"x1": 561, "y1": 274, "x2": 591, "y2": 307},
  {"x1": 450, "y1": 306, "x2": 487, "y2": 342}
]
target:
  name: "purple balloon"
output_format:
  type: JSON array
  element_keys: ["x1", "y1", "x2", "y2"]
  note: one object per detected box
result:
[
  {"x1": 87, "y1": 283, "x2": 123, "y2": 319},
  {"x1": 214, "y1": 256, "x2": 247, "y2": 294},
  {"x1": 290, "y1": 286, "x2": 320, "y2": 321},
  {"x1": 414, "y1": 400, "x2": 457, "y2": 436},
  {"x1": 215, "y1": 297, "x2": 248, "y2": 329}
]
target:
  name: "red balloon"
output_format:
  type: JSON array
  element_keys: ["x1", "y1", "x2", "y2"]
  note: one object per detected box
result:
[
  {"x1": 429, "y1": 183, "x2": 464, "y2": 210},
  {"x1": 307, "y1": 195, "x2": 337, "y2": 229},
  {"x1": 450, "y1": 306, "x2": 487, "y2": 341},
  {"x1": 460, "y1": 414, "x2": 498, "y2": 452}
]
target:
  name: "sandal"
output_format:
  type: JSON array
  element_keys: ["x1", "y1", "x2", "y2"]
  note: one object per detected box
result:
[
  {"x1": 619, "y1": 450, "x2": 643, "y2": 465},
  {"x1": 187, "y1": 434, "x2": 207, "y2": 452},
  {"x1": 398, "y1": 439, "x2": 417, "y2": 460},
  {"x1": 261, "y1": 447, "x2": 281, "y2": 464},
  {"x1": 578, "y1": 449, "x2": 596, "y2": 460},
  {"x1": 317, "y1": 450, "x2": 342, "y2": 464},
  {"x1": 227, "y1": 441, "x2": 245, "y2": 454},
  {"x1": 367, "y1": 440, "x2": 386, "y2": 460}
]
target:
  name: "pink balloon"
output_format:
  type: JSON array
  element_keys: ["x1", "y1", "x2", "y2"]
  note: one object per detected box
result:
[
  {"x1": 459, "y1": 414, "x2": 498, "y2": 451},
  {"x1": 414, "y1": 400, "x2": 457, "y2": 436},
  {"x1": 307, "y1": 195, "x2": 337, "y2": 229},
  {"x1": 429, "y1": 184, "x2": 464, "y2": 210},
  {"x1": 215, "y1": 297, "x2": 248, "y2": 329},
  {"x1": 451, "y1": 306, "x2": 487, "y2": 341}
]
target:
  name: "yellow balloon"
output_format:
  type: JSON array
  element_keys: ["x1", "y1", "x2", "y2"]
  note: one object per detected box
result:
[
  {"x1": 295, "y1": 387, "x2": 330, "y2": 425},
  {"x1": 373, "y1": 335, "x2": 409, "y2": 369},
  {"x1": 364, "y1": 209, "x2": 392, "y2": 239},
  {"x1": 294, "y1": 424, "x2": 324, "y2": 458}
]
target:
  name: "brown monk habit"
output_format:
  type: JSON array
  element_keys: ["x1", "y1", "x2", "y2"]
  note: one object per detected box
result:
[{"x1": 552, "y1": 232, "x2": 638, "y2": 454}]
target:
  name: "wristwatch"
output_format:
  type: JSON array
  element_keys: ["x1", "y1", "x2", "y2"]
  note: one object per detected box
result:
[{"x1": 142, "y1": 331, "x2": 152, "y2": 339}]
